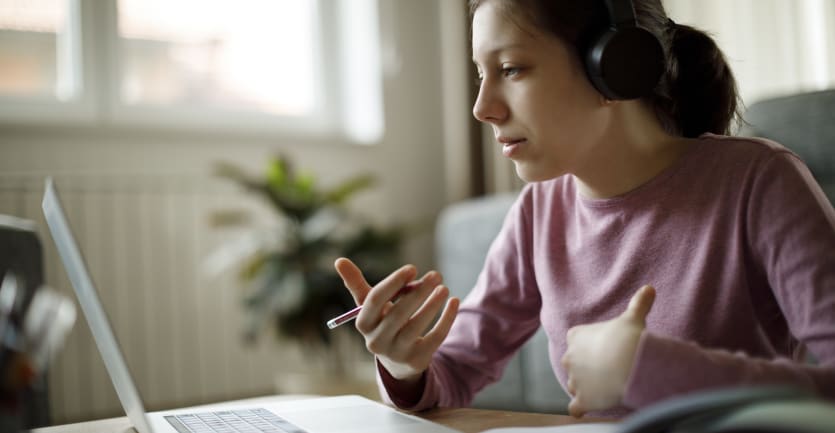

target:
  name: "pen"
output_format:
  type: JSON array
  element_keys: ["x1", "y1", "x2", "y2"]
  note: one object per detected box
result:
[{"x1": 327, "y1": 280, "x2": 422, "y2": 329}]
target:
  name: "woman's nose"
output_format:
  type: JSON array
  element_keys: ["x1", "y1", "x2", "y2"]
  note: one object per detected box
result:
[{"x1": 472, "y1": 81, "x2": 507, "y2": 124}]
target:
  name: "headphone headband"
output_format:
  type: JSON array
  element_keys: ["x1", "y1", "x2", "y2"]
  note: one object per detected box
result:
[{"x1": 603, "y1": 0, "x2": 638, "y2": 28}]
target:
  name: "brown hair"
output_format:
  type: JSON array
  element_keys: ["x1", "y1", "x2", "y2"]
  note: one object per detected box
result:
[{"x1": 469, "y1": 0, "x2": 742, "y2": 138}]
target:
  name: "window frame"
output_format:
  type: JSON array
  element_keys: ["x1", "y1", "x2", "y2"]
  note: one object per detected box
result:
[{"x1": 0, "y1": 0, "x2": 96, "y2": 125}]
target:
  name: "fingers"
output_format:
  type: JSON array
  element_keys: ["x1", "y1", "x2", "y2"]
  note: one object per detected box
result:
[
  {"x1": 621, "y1": 285, "x2": 656, "y2": 324},
  {"x1": 364, "y1": 282, "x2": 458, "y2": 375},
  {"x1": 568, "y1": 396, "x2": 586, "y2": 418},
  {"x1": 417, "y1": 296, "x2": 460, "y2": 352},
  {"x1": 563, "y1": 352, "x2": 584, "y2": 416},
  {"x1": 559, "y1": 287, "x2": 655, "y2": 418},
  {"x1": 397, "y1": 284, "x2": 454, "y2": 341},
  {"x1": 335, "y1": 259, "x2": 455, "y2": 382},
  {"x1": 373, "y1": 272, "x2": 443, "y2": 343},
  {"x1": 334, "y1": 257, "x2": 373, "y2": 306},
  {"x1": 357, "y1": 265, "x2": 419, "y2": 328}
]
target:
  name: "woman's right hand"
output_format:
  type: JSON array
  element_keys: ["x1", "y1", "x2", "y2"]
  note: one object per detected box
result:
[{"x1": 334, "y1": 257, "x2": 460, "y2": 384}]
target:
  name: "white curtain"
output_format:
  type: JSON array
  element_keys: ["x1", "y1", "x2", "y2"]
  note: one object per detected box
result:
[{"x1": 664, "y1": 0, "x2": 835, "y2": 106}]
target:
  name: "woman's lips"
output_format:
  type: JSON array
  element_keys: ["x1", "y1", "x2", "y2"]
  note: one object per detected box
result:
[{"x1": 499, "y1": 138, "x2": 527, "y2": 158}]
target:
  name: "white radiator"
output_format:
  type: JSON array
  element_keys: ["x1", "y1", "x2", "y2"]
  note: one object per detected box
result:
[{"x1": 0, "y1": 173, "x2": 307, "y2": 424}]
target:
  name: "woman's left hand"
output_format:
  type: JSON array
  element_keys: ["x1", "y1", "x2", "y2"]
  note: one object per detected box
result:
[{"x1": 561, "y1": 285, "x2": 656, "y2": 417}]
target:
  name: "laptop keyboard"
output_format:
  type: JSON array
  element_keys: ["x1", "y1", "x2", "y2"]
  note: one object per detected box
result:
[{"x1": 164, "y1": 408, "x2": 307, "y2": 433}]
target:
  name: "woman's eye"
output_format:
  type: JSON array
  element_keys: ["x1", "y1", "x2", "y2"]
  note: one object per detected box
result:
[
  {"x1": 473, "y1": 66, "x2": 522, "y2": 86},
  {"x1": 501, "y1": 67, "x2": 522, "y2": 78}
]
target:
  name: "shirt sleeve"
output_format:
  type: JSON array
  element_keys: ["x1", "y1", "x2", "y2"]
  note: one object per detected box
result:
[
  {"x1": 623, "y1": 150, "x2": 835, "y2": 408},
  {"x1": 377, "y1": 189, "x2": 544, "y2": 410}
]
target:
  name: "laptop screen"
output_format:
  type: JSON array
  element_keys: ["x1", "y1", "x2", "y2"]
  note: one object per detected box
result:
[{"x1": 42, "y1": 178, "x2": 155, "y2": 433}]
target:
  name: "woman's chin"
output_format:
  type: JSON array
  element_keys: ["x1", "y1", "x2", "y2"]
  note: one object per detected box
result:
[
  {"x1": 514, "y1": 163, "x2": 563, "y2": 183},
  {"x1": 514, "y1": 165, "x2": 542, "y2": 183}
]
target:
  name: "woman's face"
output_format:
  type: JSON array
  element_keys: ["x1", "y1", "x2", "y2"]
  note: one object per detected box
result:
[{"x1": 471, "y1": 1, "x2": 610, "y2": 182}]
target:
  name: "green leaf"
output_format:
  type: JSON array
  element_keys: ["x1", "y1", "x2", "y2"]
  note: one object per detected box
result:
[
  {"x1": 238, "y1": 253, "x2": 268, "y2": 281},
  {"x1": 295, "y1": 171, "x2": 316, "y2": 194},
  {"x1": 324, "y1": 174, "x2": 376, "y2": 205},
  {"x1": 266, "y1": 157, "x2": 288, "y2": 189}
]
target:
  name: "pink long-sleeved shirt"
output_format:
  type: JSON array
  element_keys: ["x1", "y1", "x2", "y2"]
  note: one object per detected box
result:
[{"x1": 379, "y1": 134, "x2": 835, "y2": 417}]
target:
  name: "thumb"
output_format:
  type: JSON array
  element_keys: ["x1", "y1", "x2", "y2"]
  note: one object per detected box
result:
[
  {"x1": 621, "y1": 285, "x2": 655, "y2": 324},
  {"x1": 567, "y1": 396, "x2": 585, "y2": 418}
]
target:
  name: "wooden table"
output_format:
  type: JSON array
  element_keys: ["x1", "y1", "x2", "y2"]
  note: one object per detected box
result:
[
  {"x1": 422, "y1": 406, "x2": 606, "y2": 432},
  {"x1": 32, "y1": 396, "x2": 607, "y2": 433}
]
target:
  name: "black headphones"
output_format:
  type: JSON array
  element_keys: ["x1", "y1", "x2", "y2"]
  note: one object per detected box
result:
[{"x1": 584, "y1": 0, "x2": 665, "y2": 100}]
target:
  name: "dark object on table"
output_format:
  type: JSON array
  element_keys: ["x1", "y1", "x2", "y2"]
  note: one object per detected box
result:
[{"x1": 1, "y1": 215, "x2": 76, "y2": 431}]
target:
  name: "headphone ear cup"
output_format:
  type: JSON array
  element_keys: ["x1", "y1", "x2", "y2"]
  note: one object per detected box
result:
[{"x1": 585, "y1": 26, "x2": 664, "y2": 100}]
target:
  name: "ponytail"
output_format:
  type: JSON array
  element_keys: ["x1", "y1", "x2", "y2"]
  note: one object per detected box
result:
[{"x1": 651, "y1": 22, "x2": 742, "y2": 138}]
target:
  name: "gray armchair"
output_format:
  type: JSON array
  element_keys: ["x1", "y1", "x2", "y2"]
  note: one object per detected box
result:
[
  {"x1": 740, "y1": 88, "x2": 835, "y2": 203},
  {"x1": 436, "y1": 194, "x2": 569, "y2": 414}
]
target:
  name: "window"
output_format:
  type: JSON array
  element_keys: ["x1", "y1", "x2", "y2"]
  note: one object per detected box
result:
[
  {"x1": 0, "y1": 0, "x2": 384, "y2": 141},
  {"x1": 0, "y1": 0, "x2": 87, "y2": 121},
  {"x1": 118, "y1": 0, "x2": 318, "y2": 116},
  {"x1": 0, "y1": 0, "x2": 75, "y2": 99}
]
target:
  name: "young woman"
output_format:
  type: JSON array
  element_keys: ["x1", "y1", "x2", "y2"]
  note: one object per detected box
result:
[{"x1": 334, "y1": 0, "x2": 835, "y2": 418}]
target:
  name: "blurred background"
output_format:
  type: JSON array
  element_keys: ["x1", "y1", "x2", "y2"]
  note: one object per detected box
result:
[{"x1": 0, "y1": 0, "x2": 833, "y2": 427}]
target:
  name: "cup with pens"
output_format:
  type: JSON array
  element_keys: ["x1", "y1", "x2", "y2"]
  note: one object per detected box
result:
[{"x1": 0, "y1": 272, "x2": 75, "y2": 429}]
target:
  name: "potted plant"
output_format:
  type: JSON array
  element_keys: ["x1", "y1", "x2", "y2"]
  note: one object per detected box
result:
[{"x1": 207, "y1": 156, "x2": 405, "y2": 379}]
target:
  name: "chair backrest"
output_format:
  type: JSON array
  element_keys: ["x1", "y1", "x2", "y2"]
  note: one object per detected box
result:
[
  {"x1": 740, "y1": 89, "x2": 835, "y2": 203},
  {"x1": 435, "y1": 193, "x2": 569, "y2": 414}
]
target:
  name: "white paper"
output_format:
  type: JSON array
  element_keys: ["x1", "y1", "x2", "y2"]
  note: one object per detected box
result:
[{"x1": 481, "y1": 422, "x2": 618, "y2": 433}]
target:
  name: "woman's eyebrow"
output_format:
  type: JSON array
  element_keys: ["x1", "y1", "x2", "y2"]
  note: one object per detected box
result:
[{"x1": 472, "y1": 42, "x2": 528, "y2": 63}]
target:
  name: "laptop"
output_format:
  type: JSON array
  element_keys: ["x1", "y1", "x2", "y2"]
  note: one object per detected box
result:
[{"x1": 42, "y1": 178, "x2": 458, "y2": 433}]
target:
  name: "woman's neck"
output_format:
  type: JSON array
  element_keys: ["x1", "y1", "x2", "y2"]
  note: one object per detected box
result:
[{"x1": 574, "y1": 101, "x2": 692, "y2": 199}]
